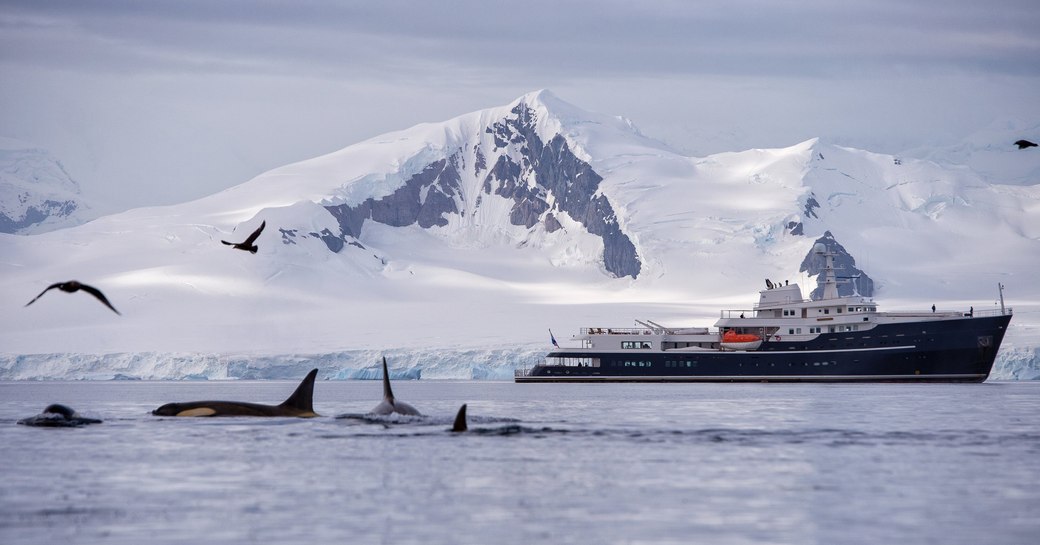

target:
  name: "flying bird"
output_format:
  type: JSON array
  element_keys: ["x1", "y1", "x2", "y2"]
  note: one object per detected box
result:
[
  {"x1": 1014, "y1": 139, "x2": 1037, "y2": 149},
  {"x1": 25, "y1": 281, "x2": 121, "y2": 315},
  {"x1": 221, "y1": 220, "x2": 265, "y2": 253}
]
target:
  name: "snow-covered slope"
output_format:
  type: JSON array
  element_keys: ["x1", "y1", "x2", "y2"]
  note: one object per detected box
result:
[
  {"x1": 1, "y1": 91, "x2": 1037, "y2": 380},
  {"x1": 0, "y1": 137, "x2": 93, "y2": 234},
  {"x1": 903, "y1": 118, "x2": 1040, "y2": 187}
]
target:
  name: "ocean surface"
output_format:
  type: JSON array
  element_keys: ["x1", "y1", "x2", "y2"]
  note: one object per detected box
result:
[{"x1": 1, "y1": 380, "x2": 1037, "y2": 545}]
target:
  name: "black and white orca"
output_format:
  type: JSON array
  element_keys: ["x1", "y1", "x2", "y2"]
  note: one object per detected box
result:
[
  {"x1": 152, "y1": 369, "x2": 319, "y2": 417},
  {"x1": 369, "y1": 357, "x2": 421, "y2": 416}
]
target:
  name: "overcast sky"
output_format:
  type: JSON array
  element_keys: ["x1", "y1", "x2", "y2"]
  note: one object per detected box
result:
[{"x1": 2, "y1": 0, "x2": 1038, "y2": 212}]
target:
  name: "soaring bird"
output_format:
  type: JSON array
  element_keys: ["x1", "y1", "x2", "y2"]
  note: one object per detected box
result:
[
  {"x1": 1014, "y1": 139, "x2": 1037, "y2": 149},
  {"x1": 25, "y1": 281, "x2": 121, "y2": 315},
  {"x1": 221, "y1": 220, "x2": 265, "y2": 253}
]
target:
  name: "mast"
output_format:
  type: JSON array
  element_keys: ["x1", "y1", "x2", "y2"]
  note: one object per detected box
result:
[
  {"x1": 815, "y1": 243, "x2": 840, "y2": 300},
  {"x1": 998, "y1": 282, "x2": 1006, "y2": 315}
]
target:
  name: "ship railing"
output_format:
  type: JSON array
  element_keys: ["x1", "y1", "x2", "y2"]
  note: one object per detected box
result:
[
  {"x1": 514, "y1": 368, "x2": 531, "y2": 377},
  {"x1": 719, "y1": 310, "x2": 759, "y2": 319},
  {"x1": 973, "y1": 307, "x2": 1012, "y2": 317},
  {"x1": 751, "y1": 299, "x2": 811, "y2": 309},
  {"x1": 580, "y1": 327, "x2": 656, "y2": 336},
  {"x1": 885, "y1": 308, "x2": 1010, "y2": 318},
  {"x1": 885, "y1": 311, "x2": 964, "y2": 318}
]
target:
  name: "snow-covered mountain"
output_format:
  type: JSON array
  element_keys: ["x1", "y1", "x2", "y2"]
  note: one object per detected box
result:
[
  {"x1": 1, "y1": 90, "x2": 1037, "y2": 380},
  {"x1": 0, "y1": 137, "x2": 93, "y2": 234},
  {"x1": 902, "y1": 118, "x2": 1040, "y2": 187}
]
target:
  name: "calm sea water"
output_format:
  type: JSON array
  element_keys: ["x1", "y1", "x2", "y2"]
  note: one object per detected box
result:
[{"x1": 0, "y1": 380, "x2": 1037, "y2": 545}]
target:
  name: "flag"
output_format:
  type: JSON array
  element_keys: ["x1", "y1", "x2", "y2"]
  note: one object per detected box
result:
[{"x1": 549, "y1": 328, "x2": 559, "y2": 348}]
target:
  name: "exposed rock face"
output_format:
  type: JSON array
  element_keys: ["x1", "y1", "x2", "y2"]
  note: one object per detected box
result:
[
  {"x1": 804, "y1": 192, "x2": 820, "y2": 218},
  {"x1": 323, "y1": 102, "x2": 641, "y2": 278},
  {"x1": 799, "y1": 231, "x2": 874, "y2": 299},
  {"x1": 0, "y1": 200, "x2": 79, "y2": 233},
  {"x1": 326, "y1": 157, "x2": 463, "y2": 239}
]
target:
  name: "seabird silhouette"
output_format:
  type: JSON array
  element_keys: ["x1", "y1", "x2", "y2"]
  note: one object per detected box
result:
[
  {"x1": 1014, "y1": 139, "x2": 1037, "y2": 149},
  {"x1": 25, "y1": 281, "x2": 120, "y2": 315},
  {"x1": 221, "y1": 220, "x2": 265, "y2": 253}
]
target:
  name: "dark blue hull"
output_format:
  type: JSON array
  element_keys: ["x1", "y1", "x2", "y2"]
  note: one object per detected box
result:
[{"x1": 517, "y1": 315, "x2": 1011, "y2": 383}]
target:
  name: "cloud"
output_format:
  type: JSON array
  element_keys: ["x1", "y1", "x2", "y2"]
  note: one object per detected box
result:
[
  {"x1": 0, "y1": 0, "x2": 1038, "y2": 211},
  {"x1": 3, "y1": 0, "x2": 1038, "y2": 79}
]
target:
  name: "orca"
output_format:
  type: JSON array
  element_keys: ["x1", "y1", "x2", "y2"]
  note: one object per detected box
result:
[
  {"x1": 369, "y1": 357, "x2": 421, "y2": 416},
  {"x1": 451, "y1": 404, "x2": 467, "y2": 432},
  {"x1": 152, "y1": 368, "x2": 319, "y2": 417},
  {"x1": 18, "y1": 404, "x2": 103, "y2": 427}
]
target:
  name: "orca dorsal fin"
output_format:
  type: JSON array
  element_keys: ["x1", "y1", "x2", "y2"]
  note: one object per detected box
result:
[
  {"x1": 280, "y1": 368, "x2": 318, "y2": 413},
  {"x1": 451, "y1": 404, "x2": 467, "y2": 432},
  {"x1": 381, "y1": 356, "x2": 395, "y2": 403}
]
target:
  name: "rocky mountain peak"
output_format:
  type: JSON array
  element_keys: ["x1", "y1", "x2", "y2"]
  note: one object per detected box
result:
[{"x1": 321, "y1": 94, "x2": 642, "y2": 278}]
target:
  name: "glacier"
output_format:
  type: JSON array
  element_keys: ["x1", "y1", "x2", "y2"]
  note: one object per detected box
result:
[
  {"x1": 0, "y1": 344, "x2": 1034, "y2": 381},
  {"x1": 1, "y1": 90, "x2": 1038, "y2": 380}
]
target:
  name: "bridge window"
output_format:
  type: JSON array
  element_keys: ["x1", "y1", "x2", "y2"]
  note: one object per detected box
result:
[{"x1": 621, "y1": 341, "x2": 653, "y2": 349}]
